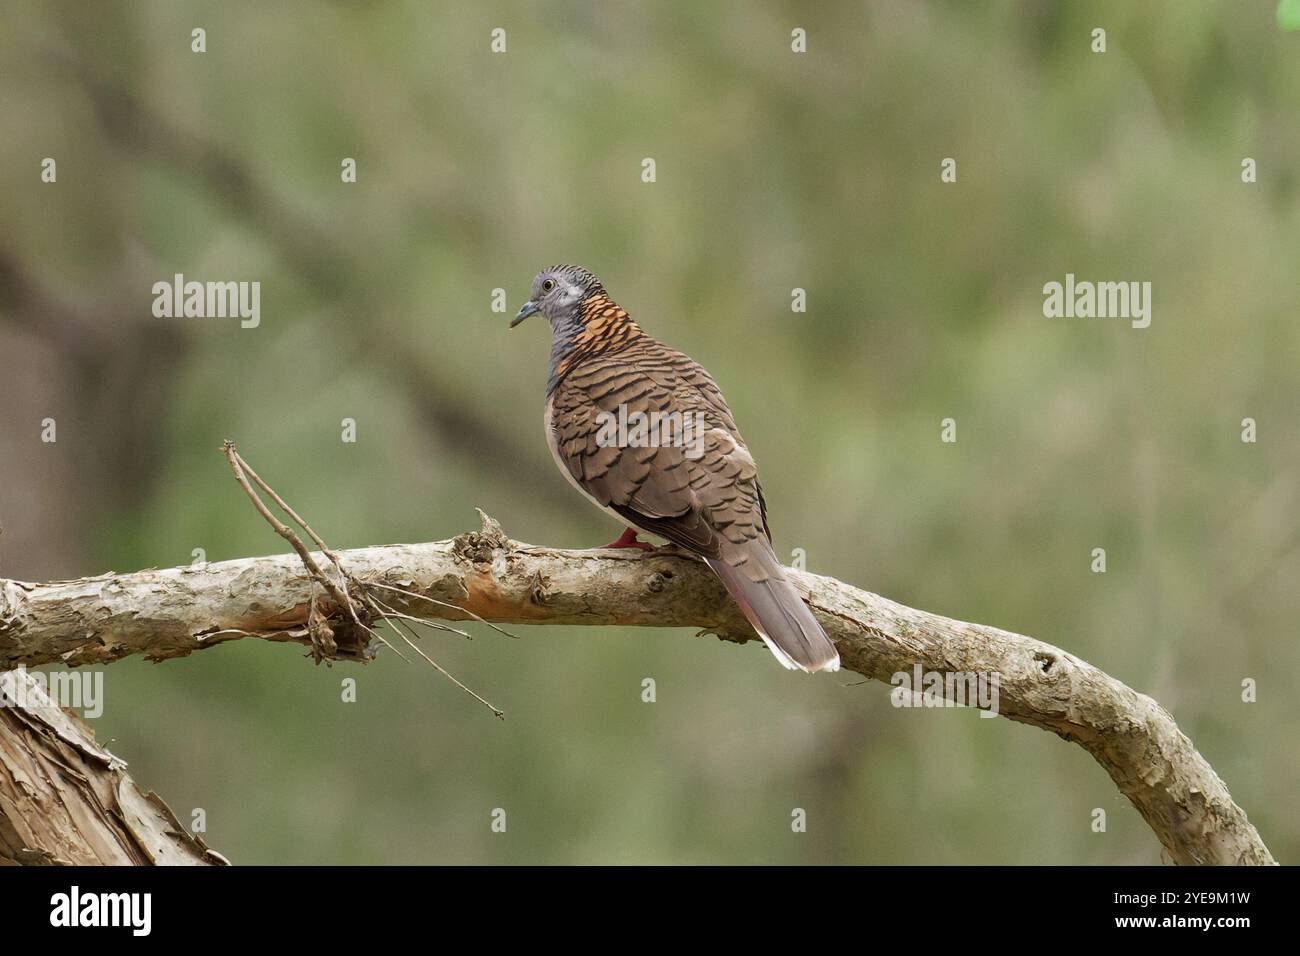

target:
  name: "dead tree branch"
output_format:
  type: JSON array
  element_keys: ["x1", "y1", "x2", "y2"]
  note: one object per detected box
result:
[
  {"x1": 0, "y1": 668, "x2": 226, "y2": 865},
  {"x1": 0, "y1": 511, "x2": 1275, "y2": 866}
]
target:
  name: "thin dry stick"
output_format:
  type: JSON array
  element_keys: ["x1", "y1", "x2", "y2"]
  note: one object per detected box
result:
[
  {"x1": 351, "y1": 619, "x2": 407, "y2": 664},
  {"x1": 231, "y1": 446, "x2": 367, "y2": 631},
  {"x1": 367, "y1": 581, "x2": 517, "y2": 639},
  {"x1": 235, "y1": 451, "x2": 350, "y2": 579},
  {"x1": 369, "y1": 596, "x2": 474, "y2": 640},
  {"x1": 235, "y1": 448, "x2": 484, "y2": 651},
  {"x1": 237, "y1": 452, "x2": 516, "y2": 644},
  {"x1": 361, "y1": 594, "x2": 504, "y2": 719},
  {"x1": 225, "y1": 441, "x2": 498, "y2": 714},
  {"x1": 223, "y1": 440, "x2": 405, "y2": 662},
  {"x1": 223, "y1": 441, "x2": 351, "y2": 615}
]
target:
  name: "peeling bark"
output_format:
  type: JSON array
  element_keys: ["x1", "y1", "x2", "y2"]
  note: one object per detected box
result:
[
  {"x1": 0, "y1": 669, "x2": 226, "y2": 865},
  {"x1": 0, "y1": 513, "x2": 1276, "y2": 865}
]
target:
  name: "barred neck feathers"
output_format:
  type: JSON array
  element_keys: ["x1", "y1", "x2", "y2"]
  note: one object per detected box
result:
[{"x1": 547, "y1": 291, "x2": 644, "y2": 394}]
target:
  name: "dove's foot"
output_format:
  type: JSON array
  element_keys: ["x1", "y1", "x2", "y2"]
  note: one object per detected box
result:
[{"x1": 600, "y1": 528, "x2": 655, "y2": 552}]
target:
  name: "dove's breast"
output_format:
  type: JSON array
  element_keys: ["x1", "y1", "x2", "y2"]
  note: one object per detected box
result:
[{"x1": 544, "y1": 393, "x2": 641, "y2": 533}]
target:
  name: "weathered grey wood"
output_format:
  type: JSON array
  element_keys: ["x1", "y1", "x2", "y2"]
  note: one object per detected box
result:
[
  {"x1": 0, "y1": 513, "x2": 1275, "y2": 865},
  {"x1": 0, "y1": 668, "x2": 227, "y2": 865}
]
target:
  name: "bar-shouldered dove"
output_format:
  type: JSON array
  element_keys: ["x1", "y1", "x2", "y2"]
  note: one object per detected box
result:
[{"x1": 511, "y1": 264, "x2": 839, "y2": 673}]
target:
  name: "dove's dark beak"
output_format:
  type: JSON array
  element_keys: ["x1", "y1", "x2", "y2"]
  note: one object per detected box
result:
[{"x1": 511, "y1": 300, "x2": 539, "y2": 328}]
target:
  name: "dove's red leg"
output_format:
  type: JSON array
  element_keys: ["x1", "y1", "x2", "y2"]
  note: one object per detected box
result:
[{"x1": 602, "y1": 527, "x2": 654, "y2": 552}]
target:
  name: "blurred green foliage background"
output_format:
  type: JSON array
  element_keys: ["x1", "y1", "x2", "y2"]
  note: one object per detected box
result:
[{"x1": 1, "y1": 0, "x2": 1296, "y2": 864}]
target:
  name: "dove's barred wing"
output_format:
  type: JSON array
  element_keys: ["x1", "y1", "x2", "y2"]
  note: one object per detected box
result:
[
  {"x1": 548, "y1": 338, "x2": 839, "y2": 673},
  {"x1": 549, "y1": 340, "x2": 768, "y2": 561}
]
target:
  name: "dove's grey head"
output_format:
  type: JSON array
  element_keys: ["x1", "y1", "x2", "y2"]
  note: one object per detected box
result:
[
  {"x1": 510, "y1": 264, "x2": 605, "y2": 330},
  {"x1": 511, "y1": 265, "x2": 638, "y2": 395}
]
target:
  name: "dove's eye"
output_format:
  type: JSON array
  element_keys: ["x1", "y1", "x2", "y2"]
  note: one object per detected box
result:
[{"x1": 541, "y1": 279, "x2": 556, "y2": 294}]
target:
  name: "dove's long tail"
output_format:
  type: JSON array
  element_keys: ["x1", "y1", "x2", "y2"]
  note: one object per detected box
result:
[{"x1": 706, "y1": 541, "x2": 840, "y2": 674}]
